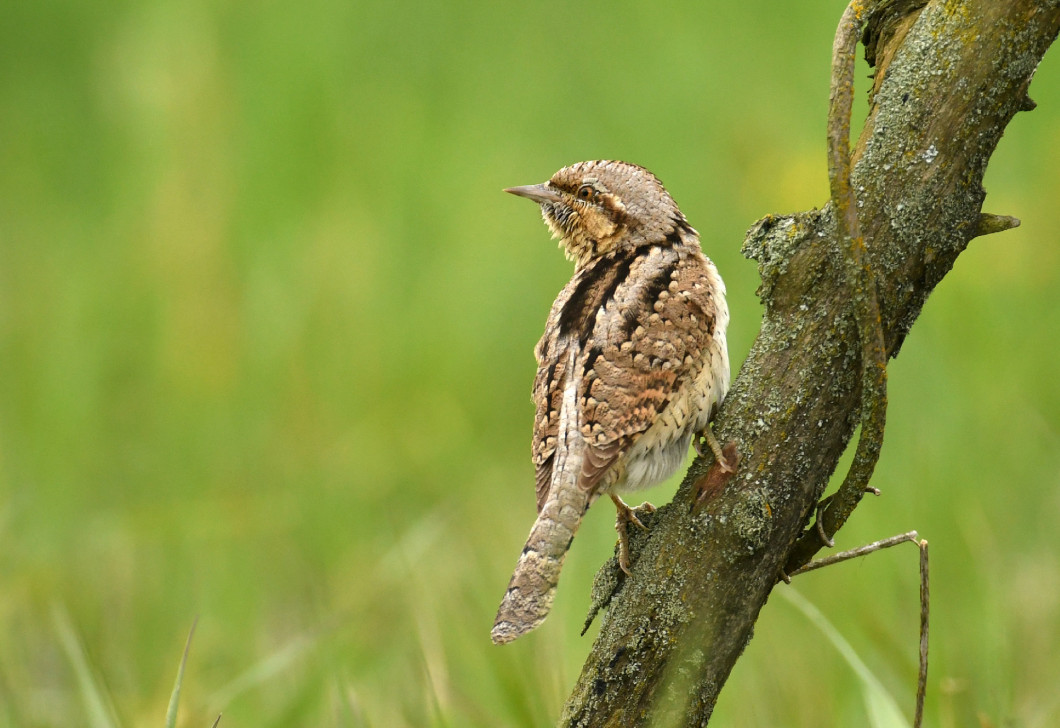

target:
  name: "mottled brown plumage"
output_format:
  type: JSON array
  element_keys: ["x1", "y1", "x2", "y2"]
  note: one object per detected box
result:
[{"x1": 492, "y1": 161, "x2": 731, "y2": 645}]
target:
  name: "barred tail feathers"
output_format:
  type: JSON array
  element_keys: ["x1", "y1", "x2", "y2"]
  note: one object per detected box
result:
[
  {"x1": 491, "y1": 481, "x2": 592, "y2": 644},
  {"x1": 493, "y1": 347, "x2": 590, "y2": 645}
]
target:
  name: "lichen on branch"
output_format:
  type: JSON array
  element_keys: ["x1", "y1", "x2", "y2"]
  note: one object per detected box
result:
[{"x1": 561, "y1": 2, "x2": 1060, "y2": 725}]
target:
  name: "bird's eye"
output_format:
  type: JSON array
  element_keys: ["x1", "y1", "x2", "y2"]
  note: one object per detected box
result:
[{"x1": 575, "y1": 184, "x2": 595, "y2": 201}]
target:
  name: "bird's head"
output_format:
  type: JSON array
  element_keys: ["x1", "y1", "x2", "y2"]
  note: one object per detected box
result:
[{"x1": 505, "y1": 160, "x2": 692, "y2": 269}]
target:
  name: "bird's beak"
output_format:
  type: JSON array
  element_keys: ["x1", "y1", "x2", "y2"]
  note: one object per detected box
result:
[{"x1": 504, "y1": 183, "x2": 561, "y2": 205}]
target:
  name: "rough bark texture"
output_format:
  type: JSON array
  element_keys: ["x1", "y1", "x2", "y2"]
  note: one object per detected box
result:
[{"x1": 561, "y1": 1, "x2": 1060, "y2": 725}]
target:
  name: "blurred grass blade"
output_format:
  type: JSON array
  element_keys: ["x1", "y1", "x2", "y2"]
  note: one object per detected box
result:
[
  {"x1": 779, "y1": 588, "x2": 908, "y2": 728},
  {"x1": 166, "y1": 617, "x2": 199, "y2": 728},
  {"x1": 51, "y1": 602, "x2": 121, "y2": 728},
  {"x1": 208, "y1": 633, "x2": 316, "y2": 710}
]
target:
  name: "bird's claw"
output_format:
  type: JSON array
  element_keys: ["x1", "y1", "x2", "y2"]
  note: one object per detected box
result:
[
  {"x1": 691, "y1": 441, "x2": 741, "y2": 513},
  {"x1": 611, "y1": 495, "x2": 655, "y2": 575},
  {"x1": 697, "y1": 427, "x2": 736, "y2": 472}
]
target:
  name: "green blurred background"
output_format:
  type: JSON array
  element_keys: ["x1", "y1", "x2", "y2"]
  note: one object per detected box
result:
[{"x1": 2, "y1": 1, "x2": 1058, "y2": 726}]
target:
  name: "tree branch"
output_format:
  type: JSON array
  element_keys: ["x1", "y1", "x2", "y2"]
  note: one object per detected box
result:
[
  {"x1": 789, "y1": 0, "x2": 892, "y2": 572},
  {"x1": 561, "y1": 1, "x2": 1059, "y2": 725}
]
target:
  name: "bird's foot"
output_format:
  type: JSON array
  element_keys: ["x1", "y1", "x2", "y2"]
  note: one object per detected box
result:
[
  {"x1": 695, "y1": 426, "x2": 737, "y2": 473},
  {"x1": 611, "y1": 494, "x2": 656, "y2": 575},
  {"x1": 691, "y1": 441, "x2": 741, "y2": 513}
]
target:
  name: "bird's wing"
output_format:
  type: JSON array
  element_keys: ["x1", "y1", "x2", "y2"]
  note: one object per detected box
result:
[
  {"x1": 531, "y1": 339, "x2": 564, "y2": 512},
  {"x1": 532, "y1": 243, "x2": 721, "y2": 511}
]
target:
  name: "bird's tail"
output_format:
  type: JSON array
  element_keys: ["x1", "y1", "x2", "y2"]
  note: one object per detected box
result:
[
  {"x1": 493, "y1": 347, "x2": 591, "y2": 644},
  {"x1": 491, "y1": 482, "x2": 593, "y2": 644}
]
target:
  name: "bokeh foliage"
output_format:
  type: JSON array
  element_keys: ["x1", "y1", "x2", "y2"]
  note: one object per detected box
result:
[{"x1": 1, "y1": 1, "x2": 1058, "y2": 726}]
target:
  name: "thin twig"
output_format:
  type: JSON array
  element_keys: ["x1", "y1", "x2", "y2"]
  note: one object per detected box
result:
[
  {"x1": 815, "y1": 500, "x2": 835, "y2": 548},
  {"x1": 788, "y1": 531, "x2": 918, "y2": 577},
  {"x1": 785, "y1": 0, "x2": 889, "y2": 573},
  {"x1": 790, "y1": 531, "x2": 931, "y2": 727},
  {"x1": 915, "y1": 539, "x2": 930, "y2": 728}
]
